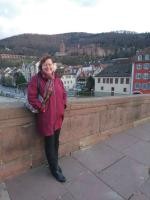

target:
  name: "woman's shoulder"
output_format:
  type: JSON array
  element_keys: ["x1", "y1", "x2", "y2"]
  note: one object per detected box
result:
[
  {"x1": 29, "y1": 73, "x2": 39, "y2": 84},
  {"x1": 55, "y1": 76, "x2": 63, "y2": 84}
]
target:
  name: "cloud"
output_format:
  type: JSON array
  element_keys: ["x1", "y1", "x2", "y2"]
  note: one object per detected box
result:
[
  {"x1": 0, "y1": 2, "x2": 20, "y2": 18},
  {"x1": 71, "y1": 0, "x2": 99, "y2": 7},
  {"x1": 0, "y1": 0, "x2": 149, "y2": 39}
]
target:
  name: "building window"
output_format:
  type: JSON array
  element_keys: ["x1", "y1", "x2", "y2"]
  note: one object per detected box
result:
[
  {"x1": 110, "y1": 78, "x2": 113, "y2": 84},
  {"x1": 115, "y1": 78, "x2": 118, "y2": 84},
  {"x1": 135, "y1": 83, "x2": 141, "y2": 89},
  {"x1": 143, "y1": 63, "x2": 150, "y2": 70},
  {"x1": 120, "y1": 78, "x2": 124, "y2": 84},
  {"x1": 142, "y1": 83, "x2": 147, "y2": 90},
  {"x1": 136, "y1": 64, "x2": 142, "y2": 70},
  {"x1": 101, "y1": 86, "x2": 104, "y2": 90},
  {"x1": 111, "y1": 87, "x2": 114, "y2": 91},
  {"x1": 137, "y1": 55, "x2": 142, "y2": 61},
  {"x1": 106, "y1": 78, "x2": 109, "y2": 83},
  {"x1": 143, "y1": 73, "x2": 149, "y2": 79},
  {"x1": 123, "y1": 88, "x2": 127, "y2": 92},
  {"x1": 126, "y1": 78, "x2": 129, "y2": 84},
  {"x1": 145, "y1": 54, "x2": 149, "y2": 61},
  {"x1": 98, "y1": 78, "x2": 101, "y2": 83},
  {"x1": 103, "y1": 78, "x2": 106, "y2": 83},
  {"x1": 135, "y1": 73, "x2": 142, "y2": 79}
]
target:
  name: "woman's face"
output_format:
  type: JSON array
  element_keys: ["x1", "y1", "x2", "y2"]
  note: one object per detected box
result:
[{"x1": 42, "y1": 58, "x2": 54, "y2": 75}]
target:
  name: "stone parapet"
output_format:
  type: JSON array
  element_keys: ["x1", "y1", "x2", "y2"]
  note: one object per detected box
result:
[{"x1": 0, "y1": 95, "x2": 150, "y2": 180}]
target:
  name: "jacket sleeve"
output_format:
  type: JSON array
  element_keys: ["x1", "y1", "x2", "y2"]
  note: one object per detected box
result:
[
  {"x1": 63, "y1": 86, "x2": 67, "y2": 109},
  {"x1": 60, "y1": 79, "x2": 67, "y2": 109},
  {"x1": 27, "y1": 75, "x2": 42, "y2": 110}
]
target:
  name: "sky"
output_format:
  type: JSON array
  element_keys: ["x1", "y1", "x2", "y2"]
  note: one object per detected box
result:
[{"x1": 0, "y1": 0, "x2": 150, "y2": 39}]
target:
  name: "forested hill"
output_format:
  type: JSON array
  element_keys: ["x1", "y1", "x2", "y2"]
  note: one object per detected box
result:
[{"x1": 0, "y1": 31, "x2": 150, "y2": 57}]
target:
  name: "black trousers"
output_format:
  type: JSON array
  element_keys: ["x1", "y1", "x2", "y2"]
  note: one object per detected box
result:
[{"x1": 44, "y1": 129, "x2": 60, "y2": 171}]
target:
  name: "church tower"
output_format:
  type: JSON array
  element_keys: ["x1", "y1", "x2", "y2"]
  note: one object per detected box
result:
[{"x1": 60, "y1": 40, "x2": 66, "y2": 54}]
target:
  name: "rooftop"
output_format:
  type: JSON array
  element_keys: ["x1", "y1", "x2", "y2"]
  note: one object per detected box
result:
[{"x1": 95, "y1": 63, "x2": 132, "y2": 77}]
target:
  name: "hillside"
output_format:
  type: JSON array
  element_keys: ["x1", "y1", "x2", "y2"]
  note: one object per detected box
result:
[{"x1": 0, "y1": 31, "x2": 150, "y2": 58}]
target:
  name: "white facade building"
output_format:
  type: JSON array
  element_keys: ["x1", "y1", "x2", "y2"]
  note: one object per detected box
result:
[
  {"x1": 95, "y1": 77, "x2": 131, "y2": 95},
  {"x1": 21, "y1": 61, "x2": 39, "y2": 82},
  {"x1": 94, "y1": 63, "x2": 132, "y2": 95},
  {"x1": 61, "y1": 74, "x2": 76, "y2": 91}
]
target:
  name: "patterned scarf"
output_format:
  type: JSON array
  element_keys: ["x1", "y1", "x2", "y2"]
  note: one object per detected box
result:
[{"x1": 41, "y1": 71, "x2": 54, "y2": 104}]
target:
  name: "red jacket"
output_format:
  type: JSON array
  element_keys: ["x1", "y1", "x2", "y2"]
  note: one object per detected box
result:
[{"x1": 27, "y1": 72, "x2": 67, "y2": 136}]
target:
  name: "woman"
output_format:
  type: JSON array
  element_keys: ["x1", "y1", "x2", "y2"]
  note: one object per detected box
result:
[{"x1": 27, "y1": 55, "x2": 67, "y2": 182}]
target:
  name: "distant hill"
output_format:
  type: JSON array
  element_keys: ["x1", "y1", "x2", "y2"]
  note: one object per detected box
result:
[{"x1": 0, "y1": 31, "x2": 150, "y2": 58}]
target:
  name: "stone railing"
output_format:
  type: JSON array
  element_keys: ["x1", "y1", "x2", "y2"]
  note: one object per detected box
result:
[{"x1": 0, "y1": 94, "x2": 150, "y2": 180}]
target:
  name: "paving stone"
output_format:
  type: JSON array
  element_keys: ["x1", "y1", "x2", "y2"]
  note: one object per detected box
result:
[
  {"x1": 139, "y1": 178, "x2": 150, "y2": 199},
  {"x1": 127, "y1": 123, "x2": 150, "y2": 142},
  {"x1": 65, "y1": 171, "x2": 124, "y2": 200},
  {"x1": 123, "y1": 141, "x2": 150, "y2": 165},
  {"x1": 0, "y1": 182, "x2": 10, "y2": 200},
  {"x1": 59, "y1": 157, "x2": 87, "y2": 182},
  {"x1": 130, "y1": 191, "x2": 149, "y2": 200},
  {"x1": 104, "y1": 132, "x2": 140, "y2": 152},
  {"x1": 98, "y1": 157, "x2": 149, "y2": 199},
  {"x1": 56, "y1": 192, "x2": 75, "y2": 200},
  {"x1": 72, "y1": 143, "x2": 124, "y2": 173},
  {"x1": 6, "y1": 165, "x2": 67, "y2": 200}
]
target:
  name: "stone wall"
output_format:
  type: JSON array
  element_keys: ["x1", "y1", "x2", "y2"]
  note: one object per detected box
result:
[{"x1": 0, "y1": 95, "x2": 150, "y2": 180}]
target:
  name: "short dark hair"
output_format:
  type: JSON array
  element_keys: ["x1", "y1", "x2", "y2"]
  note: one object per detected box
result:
[{"x1": 39, "y1": 55, "x2": 55, "y2": 70}]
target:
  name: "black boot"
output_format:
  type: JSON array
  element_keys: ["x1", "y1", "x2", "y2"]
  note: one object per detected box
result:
[
  {"x1": 51, "y1": 169, "x2": 66, "y2": 183},
  {"x1": 58, "y1": 165, "x2": 62, "y2": 173}
]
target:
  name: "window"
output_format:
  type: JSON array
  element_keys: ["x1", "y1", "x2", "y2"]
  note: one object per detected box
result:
[
  {"x1": 143, "y1": 73, "x2": 149, "y2": 79},
  {"x1": 111, "y1": 87, "x2": 114, "y2": 91},
  {"x1": 145, "y1": 54, "x2": 149, "y2": 61},
  {"x1": 138, "y1": 55, "x2": 142, "y2": 61},
  {"x1": 126, "y1": 78, "x2": 129, "y2": 84},
  {"x1": 106, "y1": 78, "x2": 109, "y2": 83},
  {"x1": 120, "y1": 78, "x2": 124, "y2": 84},
  {"x1": 143, "y1": 63, "x2": 149, "y2": 70},
  {"x1": 98, "y1": 78, "x2": 100, "y2": 83},
  {"x1": 136, "y1": 64, "x2": 142, "y2": 70},
  {"x1": 135, "y1": 73, "x2": 142, "y2": 79},
  {"x1": 142, "y1": 83, "x2": 147, "y2": 90},
  {"x1": 110, "y1": 78, "x2": 113, "y2": 84},
  {"x1": 101, "y1": 86, "x2": 104, "y2": 90},
  {"x1": 115, "y1": 78, "x2": 118, "y2": 84},
  {"x1": 123, "y1": 88, "x2": 127, "y2": 92},
  {"x1": 103, "y1": 78, "x2": 106, "y2": 83},
  {"x1": 135, "y1": 83, "x2": 141, "y2": 89}
]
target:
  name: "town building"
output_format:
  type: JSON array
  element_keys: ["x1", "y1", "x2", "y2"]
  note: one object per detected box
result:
[
  {"x1": 94, "y1": 61, "x2": 132, "y2": 96},
  {"x1": 131, "y1": 48, "x2": 150, "y2": 94},
  {"x1": 61, "y1": 65, "x2": 78, "y2": 91},
  {"x1": 21, "y1": 61, "x2": 39, "y2": 82},
  {"x1": 61, "y1": 74, "x2": 76, "y2": 91}
]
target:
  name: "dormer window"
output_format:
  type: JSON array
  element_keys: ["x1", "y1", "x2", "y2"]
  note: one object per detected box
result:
[{"x1": 137, "y1": 55, "x2": 142, "y2": 61}]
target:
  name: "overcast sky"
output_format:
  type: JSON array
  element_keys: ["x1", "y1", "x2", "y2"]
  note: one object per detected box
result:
[{"x1": 0, "y1": 0, "x2": 150, "y2": 39}]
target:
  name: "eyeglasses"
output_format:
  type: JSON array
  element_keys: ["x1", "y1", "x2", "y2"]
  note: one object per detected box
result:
[{"x1": 42, "y1": 63, "x2": 53, "y2": 68}]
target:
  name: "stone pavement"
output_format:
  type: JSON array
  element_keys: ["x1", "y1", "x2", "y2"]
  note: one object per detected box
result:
[{"x1": 1, "y1": 122, "x2": 150, "y2": 200}]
